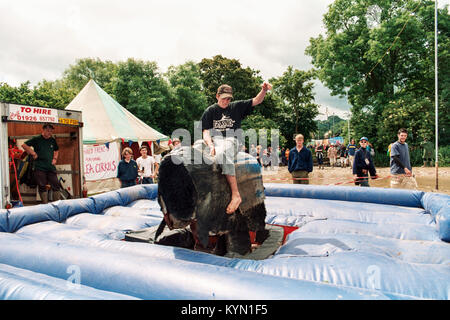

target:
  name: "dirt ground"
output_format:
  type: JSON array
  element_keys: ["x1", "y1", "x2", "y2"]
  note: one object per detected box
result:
[{"x1": 262, "y1": 165, "x2": 450, "y2": 195}]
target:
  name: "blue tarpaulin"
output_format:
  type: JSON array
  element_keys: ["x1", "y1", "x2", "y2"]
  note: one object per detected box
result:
[{"x1": 0, "y1": 182, "x2": 448, "y2": 300}]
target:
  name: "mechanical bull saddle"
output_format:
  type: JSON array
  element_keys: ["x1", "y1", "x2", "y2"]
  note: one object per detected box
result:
[{"x1": 156, "y1": 140, "x2": 268, "y2": 255}]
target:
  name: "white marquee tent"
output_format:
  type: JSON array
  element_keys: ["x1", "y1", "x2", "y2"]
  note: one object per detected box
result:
[{"x1": 66, "y1": 79, "x2": 169, "y2": 194}]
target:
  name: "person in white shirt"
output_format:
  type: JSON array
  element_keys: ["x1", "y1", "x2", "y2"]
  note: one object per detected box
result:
[{"x1": 136, "y1": 146, "x2": 155, "y2": 184}]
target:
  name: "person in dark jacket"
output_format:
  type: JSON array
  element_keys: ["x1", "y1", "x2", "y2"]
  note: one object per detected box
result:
[
  {"x1": 353, "y1": 137, "x2": 378, "y2": 187},
  {"x1": 117, "y1": 147, "x2": 138, "y2": 188},
  {"x1": 288, "y1": 134, "x2": 313, "y2": 184}
]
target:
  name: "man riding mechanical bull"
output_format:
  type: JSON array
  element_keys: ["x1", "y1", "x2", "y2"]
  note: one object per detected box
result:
[{"x1": 156, "y1": 83, "x2": 272, "y2": 255}]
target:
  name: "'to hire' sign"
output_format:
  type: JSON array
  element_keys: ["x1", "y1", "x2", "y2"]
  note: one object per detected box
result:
[{"x1": 8, "y1": 104, "x2": 59, "y2": 123}]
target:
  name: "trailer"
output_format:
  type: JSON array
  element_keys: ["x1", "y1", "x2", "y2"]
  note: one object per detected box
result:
[{"x1": 0, "y1": 102, "x2": 84, "y2": 208}]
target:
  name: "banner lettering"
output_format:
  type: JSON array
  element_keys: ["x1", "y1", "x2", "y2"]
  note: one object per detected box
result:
[{"x1": 83, "y1": 142, "x2": 120, "y2": 181}]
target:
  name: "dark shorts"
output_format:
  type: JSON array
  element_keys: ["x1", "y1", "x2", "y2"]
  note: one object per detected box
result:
[{"x1": 34, "y1": 170, "x2": 60, "y2": 192}]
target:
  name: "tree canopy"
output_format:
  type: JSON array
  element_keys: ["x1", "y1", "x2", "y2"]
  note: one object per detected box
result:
[
  {"x1": 1, "y1": 0, "x2": 448, "y2": 161},
  {"x1": 306, "y1": 0, "x2": 449, "y2": 151}
]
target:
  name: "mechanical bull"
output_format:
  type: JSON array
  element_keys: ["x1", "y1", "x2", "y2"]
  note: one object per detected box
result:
[{"x1": 156, "y1": 141, "x2": 268, "y2": 256}]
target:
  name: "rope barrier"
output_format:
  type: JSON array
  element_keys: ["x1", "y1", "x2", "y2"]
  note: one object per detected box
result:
[{"x1": 263, "y1": 174, "x2": 393, "y2": 186}]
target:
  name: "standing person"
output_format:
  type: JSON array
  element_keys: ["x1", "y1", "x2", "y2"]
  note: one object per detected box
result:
[
  {"x1": 250, "y1": 144, "x2": 257, "y2": 158},
  {"x1": 288, "y1": 134, "x2": 313, "y2": 184},
  {"x1": 256, "y1": 145, "x2": 262, "y2": 166},
  {"x1": 280, "y1": 147, "x2": 286, "y2": 166},
  {"x1": 284, "y1": 148, "x2": 290, "y2": 166},
  {"x1": 136, "y1": 146, "x2": 155, "y2": 184},
  {"x1": 387, "y1": 142, "x2": 394, "y2": 157},
  {"x1": 315, "y1": 143, "x2": 324, "y2": 170},
  {"x1": 21, "y1": 123, "x2": 60, "y2": 204},
  {"x1": 347, "y1": 139, "x2": 357, "y2": 169},
  {"x1": 339, "y1": 144, "x2": 347, "y2": 168},
  {"x1": 261, "y1": 148, "x2": 270, "y2": 169},
  {"x1": 353, "y1": 137, "x2": 377, "y2": 187},
  {"x1": 277, "y1": 146, "x2": 282, "y2": 167},
  {"x1": 420, "y1": 138, "x2": 434, "y2": 167},
  {"x1": 200, "y1": 82, "x2": 272, "y2": 214},
  {"x1": 117, "y1": 147, "x2": 138, "y2": 188},
  {"x1": 327, "y1": 144, "x2": 337, "y2": 168},
  {"x1": 390, "y1": 128, "x2": 418, "y2": 189}
]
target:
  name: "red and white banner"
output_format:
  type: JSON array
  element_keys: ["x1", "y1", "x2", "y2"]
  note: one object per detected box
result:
[
  {"x1": 83, "y1": 142, "x2": 120, "y2": 181},
  {"x1": 8, "y1": 104, "x2": 59, "y2": 123}
]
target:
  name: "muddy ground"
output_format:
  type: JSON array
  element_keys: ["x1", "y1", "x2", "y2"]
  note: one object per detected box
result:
[{"x1": 262, "y1": 165, "x2": 450, "y2": 195}]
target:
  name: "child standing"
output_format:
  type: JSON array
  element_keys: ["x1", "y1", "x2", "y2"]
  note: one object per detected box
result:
[
  {"x1": 315, "y1": 144, "x2": 324, "y2": 170},
  {"x1": 117, "y1": 147, "x2": 138, "y2": 188}
]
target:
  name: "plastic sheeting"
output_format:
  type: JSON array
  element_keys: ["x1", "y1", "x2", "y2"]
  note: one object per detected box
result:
[
  {"x1": 421, "y1": 192, "x2": 450, "y2": 241},
  {"x1": 0, "y1": 183, "x2": 449, "y2": 300},
  {"x1": 0, "y1": 263, "x2": 137, "y2": 300},
  {"x1": 263, "y1": 183, "x2": 425, "y2": 207},
  {"x1": 0, "y1": 232, "x2": 390, "y2": 300}
]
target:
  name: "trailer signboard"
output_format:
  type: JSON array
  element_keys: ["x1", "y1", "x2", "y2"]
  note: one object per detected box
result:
[
  {"x1": 7, "y1": 104, "x2": 59, "y2": 124},
  {"x1": 0, "y1": 102, "x2": 84, "y2": 208}
]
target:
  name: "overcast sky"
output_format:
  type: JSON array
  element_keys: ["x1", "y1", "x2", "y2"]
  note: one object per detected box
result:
[{"x1": 1, "y1": 0, "x2": 448, "y2": 120}]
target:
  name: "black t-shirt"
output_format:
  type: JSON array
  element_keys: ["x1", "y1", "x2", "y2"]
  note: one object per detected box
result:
[{"x1": 200, "y1": 99, "x2": 254, "y2": 137}]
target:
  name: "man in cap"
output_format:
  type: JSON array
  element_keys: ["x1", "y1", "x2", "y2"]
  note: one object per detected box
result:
[
  {"x1": 200, "y1": 82, "x2": 272, "y2": 214},
  {"x1": 22, "y1": 123, "x2": 60, "y2": 203},
  {"x1": 352, "y1": 137, "x2": 377, "y2": 187}
]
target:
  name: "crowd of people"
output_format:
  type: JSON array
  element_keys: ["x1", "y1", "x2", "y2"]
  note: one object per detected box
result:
[
  {"x1": 19, "y1": 81, "x2": 425, "y2": 206},
  {"x1": 113, "y1": 126, "x2": 420, "y2": 191},
  {"x1": 117, "y1": 138, "x2": 181, "y2": 188},
  {"x1": 246, "y1": 128, "x2": 420, "y2": 190}
]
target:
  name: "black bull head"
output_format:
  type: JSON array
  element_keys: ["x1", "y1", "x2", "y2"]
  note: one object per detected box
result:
[{"x1": 156, "y1": 142, "x2": 267, "y2": 255}]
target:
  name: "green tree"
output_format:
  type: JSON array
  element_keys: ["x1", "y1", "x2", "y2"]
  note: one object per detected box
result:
[
  {"x1": 0, "y1": 82, "x2": 33, "y2": 105},
  {"x1": 306, "y1": 0, "x2": 450, "y2": 155},
  {"x1": 166, "y1": 61, "x2": 208, "y2": 137},
  {"x1": 31, "y1": 79, "x2": 78, "y2": 109},
  {"x1": 241, "y1": 113, "x2": 287, "y2": 149},
  {"x1": 270, "y1": 66, "x2": 319, "y2": 141},
  {"x1": 0, "y1": 80, "x2": 76, "y2": 109},
  {"x1": 114, "y1": 58, "x2": 175, "y2": 135},
  {"x1": 198, "y1": 55, "x2": 261, "y2": 105},
  {"x1": 317, "y1": 115, "x2": 346, "y2": 139},
  {"x1": 62, "y1": 57, "x2": 118, "y2": 95}
]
